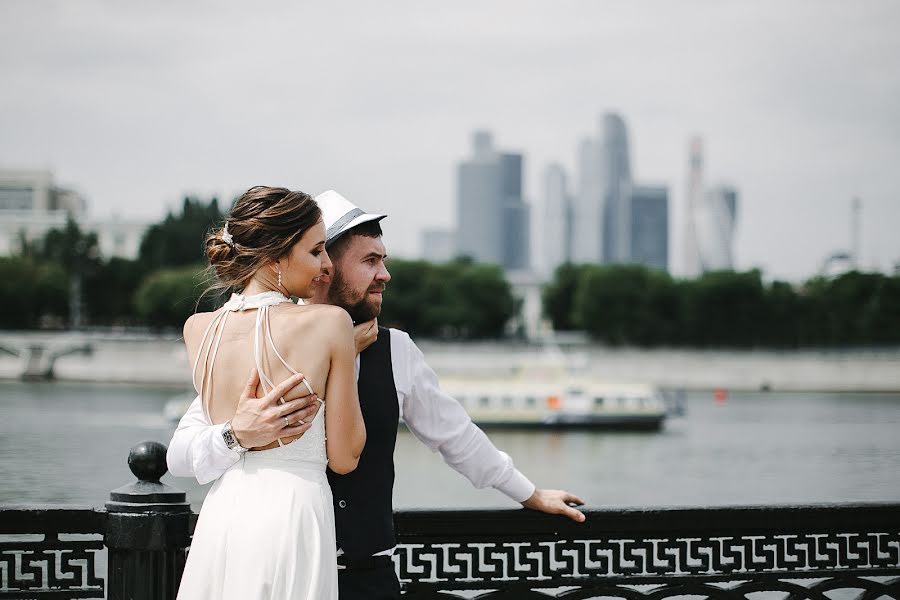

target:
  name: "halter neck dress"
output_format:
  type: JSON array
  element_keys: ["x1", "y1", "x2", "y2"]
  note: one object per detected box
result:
[{"x1": 177, "y1": 291, "x2": 338, "y2": 600}]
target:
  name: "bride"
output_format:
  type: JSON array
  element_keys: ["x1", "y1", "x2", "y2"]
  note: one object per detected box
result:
[{"x1": 177, "y1": 186, "x2": 366, "y2": 599}]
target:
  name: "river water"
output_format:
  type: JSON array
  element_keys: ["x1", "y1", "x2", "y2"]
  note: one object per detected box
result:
[{"x1": 1, "y1": 381, "x2": 898, "y2": 510}]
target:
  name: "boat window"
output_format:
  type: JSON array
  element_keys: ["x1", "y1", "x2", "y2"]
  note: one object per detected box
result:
[
  {"x1": 479, "y1": 396, "x2": 490, "y2": 407},
  {"x1": 525, "y1": 396, "x2": 536, "y2": 407},
  {"x1": 594, "y1": 396, "x2": 605, "y2": 407}
]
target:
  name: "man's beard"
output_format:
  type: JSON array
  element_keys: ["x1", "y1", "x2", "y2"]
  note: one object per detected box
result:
[{"x1": 327, "y1": 271, "x2": 383, "y2": 323}]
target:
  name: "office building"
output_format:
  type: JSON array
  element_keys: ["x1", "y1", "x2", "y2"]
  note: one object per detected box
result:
[
  {"x1": 630, "y1": 185, "x2": 669, "y2": 272},
  {"x1": 540, "y1": 163, "x2": 573, "y2": 276},
  {"x1": 0, "y1": 168, "x2": 147, "y2": 259},
  {"x1": 455, "y1": 131, "x2": 530, "y2": 270}
]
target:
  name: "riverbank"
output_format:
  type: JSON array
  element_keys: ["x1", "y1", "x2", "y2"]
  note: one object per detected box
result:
[{"x1": 1, "y1": 330, "x2": 899, "y2": 392}]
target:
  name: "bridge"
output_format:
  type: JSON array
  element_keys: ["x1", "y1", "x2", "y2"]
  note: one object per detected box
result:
[{"x1": 0, "y1": 337, "x2": 92, "y2": 380}]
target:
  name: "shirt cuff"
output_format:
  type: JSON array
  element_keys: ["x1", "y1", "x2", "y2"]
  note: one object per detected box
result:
[
  {"x1": 495, "y1": 469, "x2": 536, "y2": 503},
  {"x1": 210, "y1": 423, "x2": 244, "y2": 461}
]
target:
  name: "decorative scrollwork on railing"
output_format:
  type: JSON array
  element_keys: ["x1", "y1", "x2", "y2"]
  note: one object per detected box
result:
[
  {"x1": 0, "y1": 507, "x2": 107, "y2": 599},
  {"x1": 0, "y1": 534, "x2": 104, "y2": 598},
  {"x1": 394, "y1": 533, "x2": 900, "y2": 583},
  {"x1": 393, "y1": 506, "x2": 900, "y2": 598}
]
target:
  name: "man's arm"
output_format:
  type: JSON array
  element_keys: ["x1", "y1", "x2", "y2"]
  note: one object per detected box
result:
[
  {"x1": 166, "y1": 395, "x2": 241, "y2": 484},
  {"x1": 166, "y1": 370, "x2": 316, "y2": 484},
  {"x1": 392, "y1": 330, "x2": 585, "y2": 522},
  {"x1": 167, "y1": 321, "x2": 376, "y2": 485}
]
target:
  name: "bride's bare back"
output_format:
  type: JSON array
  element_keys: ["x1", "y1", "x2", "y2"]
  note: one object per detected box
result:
[{"x1": 184, "y1": 300, "x2": 360, "y2": 456}]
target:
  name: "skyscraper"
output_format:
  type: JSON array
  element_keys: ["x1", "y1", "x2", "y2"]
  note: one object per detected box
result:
[
  {"x1": 540, "y1": 163, "x2": 573, "y2": 276},
  {"x1": 572, "y1": 137, "x2": 601, "y2": 263},
  {"x1": 572, "y1": 112, "x2": 633, "y2": 265},
  {"x1": 600, "y1": 113, "x2": 633, "y2": 264},
  {"x1": 683, "y1": 137, "x2": 705, "y2": 277},
  {"x1": 421, "y1": 228, "x2": 457, "y2": 263},
  {"x1": 683, "y1": 137, "x2": 739, "y2": 273},
  {"x1": 630, "y1": 185, "x2": 669, "y2": 272},
  {"x1": 456, "y1": 131, "x2": 530, "y2": 270},
  {"x1": 697, "y1": 185, "x2": 738, "y2": 271}
]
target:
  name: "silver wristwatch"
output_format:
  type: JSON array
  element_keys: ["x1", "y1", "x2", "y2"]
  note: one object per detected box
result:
[{"x1": 222, "y1": 420, "x2": 247, "y2": 453}]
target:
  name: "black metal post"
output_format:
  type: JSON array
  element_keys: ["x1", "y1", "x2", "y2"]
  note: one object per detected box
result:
[{"x1": 105, "y1": 441, "x2": 192, "y2": 600}]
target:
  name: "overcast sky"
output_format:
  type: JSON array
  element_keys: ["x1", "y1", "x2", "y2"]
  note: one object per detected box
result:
[{"x1": 1, "y1": 0, "x2": 898, "y2": 281}]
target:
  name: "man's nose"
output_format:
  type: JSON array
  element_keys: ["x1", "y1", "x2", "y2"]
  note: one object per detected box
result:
[{"x1": 377, "y1": 263, "x2": 391, "y2": 282}]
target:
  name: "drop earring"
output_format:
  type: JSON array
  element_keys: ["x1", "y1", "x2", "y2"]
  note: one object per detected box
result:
[{"x1": 277, "y1": 268, "x2": 283, "y2": 289}]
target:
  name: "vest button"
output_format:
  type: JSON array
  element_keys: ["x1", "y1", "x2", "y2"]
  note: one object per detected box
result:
[{"x1": 338, "y1": 500, "x2": 347, "y2": 509}]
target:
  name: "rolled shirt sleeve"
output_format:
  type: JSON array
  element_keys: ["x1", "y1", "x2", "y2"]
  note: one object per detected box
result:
[
  {"x1": 391, "y1": 329, "x2": 536, "y2": 503},
  {"x1": 166, "y1": 396, "x2": 242, "y2": 485}
]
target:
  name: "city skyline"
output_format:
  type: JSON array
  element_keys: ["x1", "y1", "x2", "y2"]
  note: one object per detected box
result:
[{"x1": 1, "y1": 1, "x2": 898, "y2": 281}]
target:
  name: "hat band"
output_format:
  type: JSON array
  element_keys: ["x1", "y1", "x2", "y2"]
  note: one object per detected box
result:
[{"x1": 326, "y1": 208, "x2": 365, "y2": 241}]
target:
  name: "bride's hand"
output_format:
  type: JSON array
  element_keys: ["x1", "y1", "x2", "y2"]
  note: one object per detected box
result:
[{"x1": 231, "y1": 369, "x2": 319, "y2": 449}]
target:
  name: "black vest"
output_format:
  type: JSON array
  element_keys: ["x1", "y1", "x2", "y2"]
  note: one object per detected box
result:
[{"x1": 327, "y1": 326, "x2": 399, "y2": 558}]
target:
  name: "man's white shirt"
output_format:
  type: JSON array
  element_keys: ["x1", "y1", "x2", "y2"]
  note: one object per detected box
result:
[{"x1": 166, "y1": 328, "x2": 536, "y2": 503}]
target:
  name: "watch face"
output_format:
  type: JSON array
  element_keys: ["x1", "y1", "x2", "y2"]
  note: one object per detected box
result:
[{"x1": 223, "y1": 423, "x2": 240, "y2": 449}]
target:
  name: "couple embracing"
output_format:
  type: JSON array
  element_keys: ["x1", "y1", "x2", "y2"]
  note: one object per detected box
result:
[{"x1": 167, "y1": 186, "x2": 585, "y2": 599}]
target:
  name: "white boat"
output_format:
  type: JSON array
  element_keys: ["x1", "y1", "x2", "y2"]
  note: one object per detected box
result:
[
  {"x1": 165, "y1": 343, "x2": 669, "y2": 431},
  {"x1": 438, "y1": 376, "x2": 667, "y2": 431}
]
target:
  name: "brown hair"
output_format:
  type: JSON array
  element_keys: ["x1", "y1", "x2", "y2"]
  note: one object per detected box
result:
[{"x1": 205, "y1": 186, "x2": 321, "y2": 292}]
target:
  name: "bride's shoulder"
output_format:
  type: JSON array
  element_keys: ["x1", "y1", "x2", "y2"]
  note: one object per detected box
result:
[
  {"x1": 181, "y1": 310, "x2": 223, "y2": 357},
  {"x1": 183, "y1": 310, "x2": 217, "y2": 342},
  {"x1": 279, "y1": 303, "x2": 352, "y2": 331}
]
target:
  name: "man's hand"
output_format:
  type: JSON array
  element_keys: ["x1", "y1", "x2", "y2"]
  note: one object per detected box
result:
[
  {"x1": 230, "y1": 369, "x2": 320, "y2": 449},
  {"x1": 522, "y1": 489, "x2": 586, "y2": 522},
  {"x1": 353, "y1": 319, "x2": 378, "y2": 354}
]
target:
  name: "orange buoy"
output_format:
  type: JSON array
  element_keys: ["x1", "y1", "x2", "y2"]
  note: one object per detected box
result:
[{"x1": 713, "y1": 388, "x2": 728, "y2": 405}]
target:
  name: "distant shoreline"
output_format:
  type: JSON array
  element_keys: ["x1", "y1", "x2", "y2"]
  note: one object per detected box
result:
[{"x1": 1, "y1": 331, "x2": 899, "y2": 393}]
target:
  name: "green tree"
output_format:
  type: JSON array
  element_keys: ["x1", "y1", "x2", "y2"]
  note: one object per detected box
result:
[
  {"x1": 138, "y1": 196, "x2": 223, "y2": 272},
  {"x1": 83, "y1": 258, "x2": 146, "y2": 326},
  {"x1": 762, "y1": 280, "x2": 803, "y2": 347},
  {"x1": 816, "y1": 271, "x2": 898, "y2": 345},
  {"x1": 378, "y1": 259, "x2": 430, "y2": 334},
  {"x1": 681, "y1": 270, "x2": 767, "y2": 347},
  {"x1": 867, "y1": 275, "x2": 900, "y2": 344},
  {"x1": 542, "y1": 263, "x2": 591, "y2": 331},
  {"x1": 573, "y1": 264, "x2": 679, "y2": 345},
  {"x1": 133, "y1": 265, "x2": 217, "y2": 329},
  {"x1": 455, "y1": 263, "x2": 515, "y2": 338},
  {"x1": 379, "y1": 258, "x2": 515, "y2": 339},
  {"x1": 32, "y1": 217, "x2": 101, "y2": 327},
  {"x1": 0, "y1": 257, "x2": 68, "y2": 329}
]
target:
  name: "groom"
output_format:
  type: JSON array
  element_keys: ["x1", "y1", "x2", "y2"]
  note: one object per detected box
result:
[{"x1": 167, "y1": 190, "x2": 585, "y2": 599}]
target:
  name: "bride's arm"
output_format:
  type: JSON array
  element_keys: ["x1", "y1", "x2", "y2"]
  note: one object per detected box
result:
[{"x1": 321, "y1": 307, "x2": 366, "y2": 474}]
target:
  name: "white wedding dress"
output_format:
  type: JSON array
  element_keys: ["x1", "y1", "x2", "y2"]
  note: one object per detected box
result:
[{"x1": 177, "y1": 291, "x2": 338, "y2": 600}]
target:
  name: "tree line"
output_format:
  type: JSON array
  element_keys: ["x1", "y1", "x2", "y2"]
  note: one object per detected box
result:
[
  {"x1": 4, "y1": 199, "x2": 898, "y2": 345},
  {"x1": 1, "y1": 197, "x2": 223, "y2": 330},
  {"x1": 0, "y1": 198, "x2": 515, "y2": 338},
  {"x1": 542, "y1": 263, "x2": 900, "y2": 347}
]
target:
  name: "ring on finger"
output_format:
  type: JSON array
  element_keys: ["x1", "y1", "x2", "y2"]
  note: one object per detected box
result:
[
  {"x1": 283, "y1": 416, "x2": 290, "y2": 428},
  {"x1": 298, "y1": 417, "x2": 306, "y2": 425}
]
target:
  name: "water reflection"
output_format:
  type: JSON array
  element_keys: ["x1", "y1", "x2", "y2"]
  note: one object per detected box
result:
[{"x1": 1, "y1": 382, "x2": 898, "y2": 511}]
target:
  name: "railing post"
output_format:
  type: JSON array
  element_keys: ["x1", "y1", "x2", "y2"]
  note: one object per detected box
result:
[{"x1": 105, "y1": 441, "x2": 191, "y2": 600}]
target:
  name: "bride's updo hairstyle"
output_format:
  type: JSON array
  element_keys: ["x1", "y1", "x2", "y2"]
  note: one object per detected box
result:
[{"x1": 205, "y1": 186, "x2": 321, "y2": 292}]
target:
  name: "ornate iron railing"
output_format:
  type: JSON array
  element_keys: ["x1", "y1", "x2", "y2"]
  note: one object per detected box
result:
[
  {"x1": 0, "y1": 507, "x2": 105, "y2": 598},
  {"x1": 1, "y1": 442, "x2": 898, "y2": 599},
  {"x1": 393, "y1": 506, "x2": 900, "y2": 598}
]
